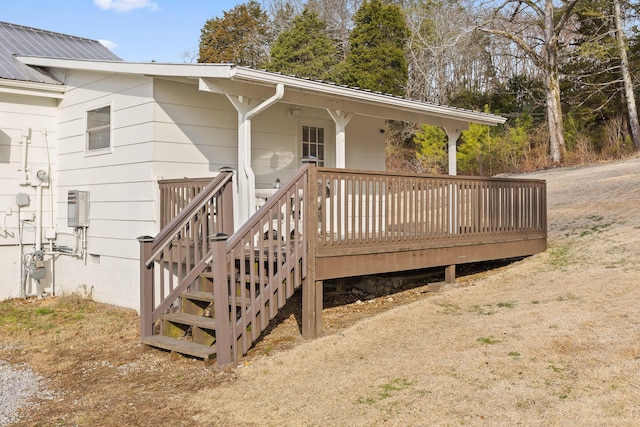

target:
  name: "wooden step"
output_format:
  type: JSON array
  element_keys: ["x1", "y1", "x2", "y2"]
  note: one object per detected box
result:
[
  {"x1": 183, "y1": 291, "x2": 215, "y2": 302},
  {"x1": 182, "y1": 291, "x2": 252, "y2": 308},
  {"x1": 141, "y1": 335, "x2": 217, "y2": 365},
  {"x1": 181, "y1": 291, "x2": 215, "y2": 316},
  {"x1": 163, "y1": 312, "x2": 216, "y2": 330}
]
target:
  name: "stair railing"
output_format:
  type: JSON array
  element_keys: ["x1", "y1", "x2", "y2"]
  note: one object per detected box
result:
[
  {"x1": 214, "y1": 162, "x2": 314, "y2": 365},
  {"x1": 139, "y1": 171, "x2": 234, "y2": 337}
]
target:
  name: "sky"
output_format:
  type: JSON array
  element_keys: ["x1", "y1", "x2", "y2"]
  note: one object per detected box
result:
[{"x1": 2, "y1": 0, "x2": 247, "y2": 63}]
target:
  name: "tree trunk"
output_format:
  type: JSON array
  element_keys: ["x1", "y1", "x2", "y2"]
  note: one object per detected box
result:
[
  {"x1": 613, "y1": 0, "x2": 640, "y2": 151},
  {"x1": 546, "y1": 68, "x2": 565, "y2": 163},
  {"x1": 545, "y1": 0, "x2": 565, "y2": 163}
]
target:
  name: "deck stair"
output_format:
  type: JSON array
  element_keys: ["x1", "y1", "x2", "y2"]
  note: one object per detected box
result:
[
  {"x1": 141, "y1": 270, "x2": 245, "y2": 365},
  {"x1": 140, "y1": 166, "x2": 311, "y2": 366}
]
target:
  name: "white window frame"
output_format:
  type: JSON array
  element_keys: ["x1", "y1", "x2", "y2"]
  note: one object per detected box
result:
[
  {"x1": 301, "y1": 124, "x2": 326, "y2": 166},
  {"x1": 85, "y1": 104, "x2": 112, "y2": 154}
]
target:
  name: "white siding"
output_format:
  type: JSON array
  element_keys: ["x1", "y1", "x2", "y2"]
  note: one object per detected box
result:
[
  {"x1": 152, "y1": 80, "x2": 238, "y2": 179},
  {"x1": 252, "y1": 102, "x2": 304, "y2": 188},
  {"x1": 54, "y1": 72, "x2": 156, "y2": 309},
  {"x1": 345, "y1": 115, "x2": 387, "y2": 171},
  {"x1": 0, "y1": 89, "x2": 59, "y2": 300}
]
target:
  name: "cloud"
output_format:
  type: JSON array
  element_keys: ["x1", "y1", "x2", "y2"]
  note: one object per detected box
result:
[
  {"x1": 93, "y1": 0, "x2": 159, "y2": 12},
  {"x1": 98, "y1": 39, "x2": 118, "y2": 51}
]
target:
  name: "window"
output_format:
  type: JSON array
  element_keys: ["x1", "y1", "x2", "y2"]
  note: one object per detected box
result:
[
  {"x1": 302, "y1": 125, "x2": 325, "y2": 166},
  {"x1": 86, "y1": 106, "x2": 111, "y2": 152}
]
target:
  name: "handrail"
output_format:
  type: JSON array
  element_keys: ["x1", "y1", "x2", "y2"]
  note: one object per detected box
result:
[{"x1": 146, "y1": 172, "x2": 234, "y2": 266}]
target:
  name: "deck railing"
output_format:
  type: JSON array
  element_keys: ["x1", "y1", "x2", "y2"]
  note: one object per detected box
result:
[
  {"x1": 139, "y1": 171, "x2": 234, "y2": 337},
  {"x1": 314, "y1": 168, "x2": 546, "y2": 254},
  {"x1": 158, "y1": 177, "x2": 222, "y2": 228}
]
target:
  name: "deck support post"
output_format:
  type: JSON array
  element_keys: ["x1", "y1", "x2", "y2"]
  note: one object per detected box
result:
[
  {"x1": 445, "y1": 264, "x2": 456, "y2": 283},
  {"x1": 138, "y1": 235, "x2": 155, "y2": 338},
  {"x1": 211, "y1": 234, "x2": 233, "y2": 366},
  {"x1": 302, "y1": 279, "x2": 323, "y2": 339},
  {"x1": 302, "y1": 157, "x2": 322, "y2": 339}
]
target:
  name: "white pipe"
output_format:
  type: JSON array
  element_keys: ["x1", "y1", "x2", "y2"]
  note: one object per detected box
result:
[
  {"x1": 50, "y1": 238, "x2": 55, "y2": 295},
  {"x1": 35, "y1": 185, "x2": 42, "y2": 251},
  {"x1": 82, "y1": 227, "x2": 88, "y2": 265},
  {"x1": 19, "y1": 126, "x2": 30, "y2": 185},
  {"x1": 42, "y1": 128, "x2": 54, "y2": 231},
  {"x1": 18, "y1": 207, "x2": 24, "y2": 298}
]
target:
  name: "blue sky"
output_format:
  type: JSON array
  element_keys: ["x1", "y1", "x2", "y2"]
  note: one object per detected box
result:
[{"x1": 3, "y1": 0, "x2": 246, "y2": 62}]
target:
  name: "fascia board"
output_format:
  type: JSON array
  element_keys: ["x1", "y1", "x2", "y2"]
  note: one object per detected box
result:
[
  {"x1": 0, "y1": 78, "x2": 65, "y2": 99},
  {"x1": 15, "y1": 56, "x2": 234, "y2": 79}
]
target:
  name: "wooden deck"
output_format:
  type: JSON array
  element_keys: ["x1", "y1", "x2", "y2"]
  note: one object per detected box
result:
[
  {"x1": 140, "y1": 162, "x2": 546, "y2": 366},
  {"x1": 309, "y1": 167, "x2": 546, "y2": 280}
]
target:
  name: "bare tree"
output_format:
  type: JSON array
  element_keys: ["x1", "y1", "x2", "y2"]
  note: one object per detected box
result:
[
  {"x1": 405, "y1": 0, "x2": 484, "y2": 104},
  {"x1": 613, "y1": 0, "x2": 640, "y2": 150},
  {"x1": 263, "y1": 0, "x2": 304, "y2": 36},
  {"x1": 305, "y1": 0, "x2": 362, "y2": 59},
  {"x1": 481, "y1": 0, "x2": 581, "y2": 164}
]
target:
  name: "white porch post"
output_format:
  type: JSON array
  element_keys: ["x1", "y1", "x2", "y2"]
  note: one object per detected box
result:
[
  {"x1": 225, "y1": 84, "x2": 284, "y2": 226},
  {"x1": 443, "y1": 125, "x2": 463, "y2": 282},
  {"x1": 443, "y1": 126, "x2": 462, "y2": 176},
  {"x1": 327, "y1": 109, "x2": 353, "y2": 168}
]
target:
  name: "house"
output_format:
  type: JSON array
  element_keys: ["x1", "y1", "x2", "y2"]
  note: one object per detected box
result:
[{"x1": 0, "y1": 22, "x2": 546, "y2": 365}]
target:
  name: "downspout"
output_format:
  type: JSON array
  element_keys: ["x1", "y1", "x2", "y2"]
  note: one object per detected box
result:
[{"x1": 227, "y1": 83, "x2": 284, "y2": 225}]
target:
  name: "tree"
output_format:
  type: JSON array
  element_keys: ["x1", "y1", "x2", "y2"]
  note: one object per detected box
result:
[
  {"x1": 481, "y1": 0, "x2": 581, "y2": 164},
  {"x1": 413, "y1": 124, "x2": 448, "y2": 173},
  {"x1": 405, "y1": 0, "x2": 492, "y2": 104},
  {"x1": 264, "y1": 0, "x2": 304, "y2": 36},
  {"x1": 306, "y1": 0, "x2": 362, "y2": 60},
  {"x1": 344, "y1": 0, "x2": 409, "y2": 95},
  {"x1": 613, "y1": 0, "x2": 640, "y2": 150},
  {"x1": 266, "y1": 9, "x2": 339, "y2": 80},
  {"x1": 198, "y1": 1, "x2": 271, "y2": 67}
]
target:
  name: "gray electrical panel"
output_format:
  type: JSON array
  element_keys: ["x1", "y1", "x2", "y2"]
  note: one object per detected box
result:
[{"x1": 67, "y1": 190, "x2": 89, "y2": 227}]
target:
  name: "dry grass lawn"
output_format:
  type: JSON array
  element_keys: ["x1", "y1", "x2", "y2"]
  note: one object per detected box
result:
[{"x1": 2, "y1": 157, "x2": 639, "y2": 426}]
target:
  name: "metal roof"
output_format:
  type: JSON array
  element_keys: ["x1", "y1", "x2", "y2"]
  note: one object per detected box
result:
[{"x1": 0, "y1": 21, "x2": 121, "y2": 84}]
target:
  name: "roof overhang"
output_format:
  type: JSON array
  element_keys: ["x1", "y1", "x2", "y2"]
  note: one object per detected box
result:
[
  {"x1": 15, "y1": 56, "x2": 506, "y2": 127},
  {"x1": 0, "y1": 78, "x2": 66, "y2": 99},
  {"x1": 16, "y1": 55, "x2": 234, "y2": 79}
]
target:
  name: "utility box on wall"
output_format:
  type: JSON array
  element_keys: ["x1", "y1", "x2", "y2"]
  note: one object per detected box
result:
[{"x1": 67, "y1": 190, "x2": 89, "y2": 227}]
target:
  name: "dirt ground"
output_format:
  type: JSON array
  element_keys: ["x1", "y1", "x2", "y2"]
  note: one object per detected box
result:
[{"x1": 2, "y1": 157, "x2": 640, "y2": 426}]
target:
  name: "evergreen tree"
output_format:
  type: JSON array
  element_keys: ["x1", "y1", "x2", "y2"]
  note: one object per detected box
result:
[
  {"x1": 344, "y1": 0, "x2": 409, "y2": 95},
  {"x1": 266, "y1": 9, "x2": 339, "y2": 80},
  {"x1": 198, "y1": 1, "x2": 271, "y2": 67}
]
